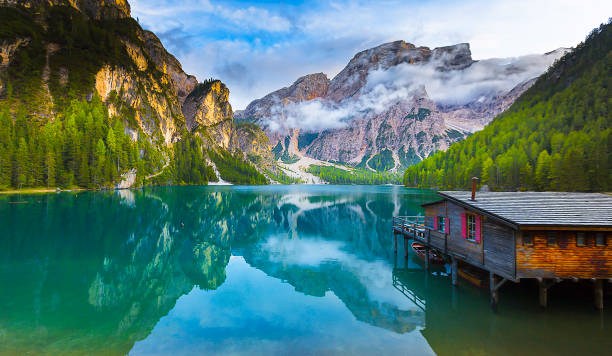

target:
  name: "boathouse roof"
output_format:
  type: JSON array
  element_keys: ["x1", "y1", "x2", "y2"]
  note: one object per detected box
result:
[{"x1": 437, "y1": 191, "x2": 612, "y2": 228}]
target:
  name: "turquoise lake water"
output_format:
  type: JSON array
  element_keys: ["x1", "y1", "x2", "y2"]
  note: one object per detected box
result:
[{"x1": 0, "y1": 185, "x2": 610, "y2": 355}]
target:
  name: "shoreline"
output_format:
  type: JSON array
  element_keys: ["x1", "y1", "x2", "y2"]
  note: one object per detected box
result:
[
  {"x1": 0, "y1": 188, "x2": 60, "y2": 195},
  {"x1": 0, "y1": 183, "x2": 411, "y2": 195},
  {"x1": 0, "y1": 187, "x2": 92, "y2": 195}
]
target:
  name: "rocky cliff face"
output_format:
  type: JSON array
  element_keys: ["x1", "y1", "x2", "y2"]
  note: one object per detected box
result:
[
  {"x1": 182, "y1": 80, "x2": 235, "y2": 149},
  {"x1": 141, "y1": 30, "x2": 197, "y2": 104},
  {"x1": 0, "y1": 37, "x2": 30, "y2": 94},
  {"x1": 305, "y1": 96, "x2": 449, "y2": 167},
  {"x1": 234, "y1": 72, "x2": 330, "y2": 156},
  {"x1": 237, "y1": 41, "x2": 567, "y2": 171},
  {"x1": 0, "y1": 37, "x2": 29, "y2": 67},
  {"x1": 234, "y1": 122, "x2": 275, "y2": 170},
  {"x1": 237, "y1": 72, "x2": 330, "y2": 122},
  {"x1": 93, "y1": 63, "x2": 184, "y2": 145}
]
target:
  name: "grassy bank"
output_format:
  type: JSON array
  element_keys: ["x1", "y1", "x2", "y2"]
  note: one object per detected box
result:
[
  {"x1": 0, "y1": 187, "x2": 59, "y2": 194},
  {"x1": 0, "y1": 186, "x2": 92, "y2": 194}
]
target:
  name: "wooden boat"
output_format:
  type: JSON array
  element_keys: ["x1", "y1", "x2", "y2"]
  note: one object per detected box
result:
[
  {"x1": 411, "y1": 242, "x2": 445, "y2": 265},
  {"x1": 457, "y1": 266, "x2": 488, "y2": 288}
]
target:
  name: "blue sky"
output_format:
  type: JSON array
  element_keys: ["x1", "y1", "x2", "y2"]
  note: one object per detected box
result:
[{"x1": 130, "y1": 0, "x2": 612, "y2": 109}]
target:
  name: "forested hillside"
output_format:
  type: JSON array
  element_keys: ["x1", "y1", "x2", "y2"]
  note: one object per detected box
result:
[
  {"x1": 307, "y1": 165, "x2": 402, "y2": 185},
  {"x1": 0, "y1": 99, "x2": 157, "y2": 189},
  {"x1": 404, "y1": 20, "x2": 612, "y2": 192},
  {"x1": 0, "y1": 2, "x2": 267, "y2": 189}
]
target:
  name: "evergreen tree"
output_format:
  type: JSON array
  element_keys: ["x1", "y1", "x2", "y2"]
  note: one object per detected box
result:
[
  {"x1": 45, "y1": 150, "x2": 56, "y2": 188},
  {"x1": 15, "y1": 138, "x2": 29, "y2": 188},
  {"x1": 94, "y1": 138, "x2": 106, "y2": 186},
  {"x1": 534, "y1": 150, "x2": 552, "y2": 190}
]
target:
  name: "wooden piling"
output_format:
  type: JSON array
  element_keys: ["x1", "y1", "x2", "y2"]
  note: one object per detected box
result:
[
  {"x1": 539, "y1": 279, "x2": 548, "y2": 308},
  {"x1": 538, "y1": 279, "x2": 556, "y2": 308},
  {"x1": 594, "y1": 279, "x2": 604, "y2": 310},
  {"x1": 404, "y1": 236, "x2": 408, "y2": 259},
  {"x1": 490, "y1": 272, "x2": 499, "y2": 311},
  {"x1": 451, "y1": 257, "x2": 458, "y2": 286},
  {"x1": 424, "y1": 229, "x2": 431, "y2": 270},
  {"x1": 394, "y1": 233, "x2": 397, "y2": 254}
]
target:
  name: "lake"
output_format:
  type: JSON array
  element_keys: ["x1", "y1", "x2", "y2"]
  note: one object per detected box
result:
[{"x1": 0, "y1": 185, "x2": 610, "y2": 355}]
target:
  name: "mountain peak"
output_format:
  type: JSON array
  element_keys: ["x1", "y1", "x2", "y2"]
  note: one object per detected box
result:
[
  {"x1": 431, "y1": 43, "x2": 473, "y2": 70},
  {"x1": 294, "y1": 72, "x2": 329, "y2": 84},
  {"x1": 235, "y1": 72, "x2": 330, "y2": 122},
  {"x1": 326, "y1": 41, "x2": 474, "y2": 102},
  {"x1": 291, "y1": 72, "x2": 330, "y2": 99},
  {"x1": 345, "y1": 40, "x2": 473, "y2": 72}
]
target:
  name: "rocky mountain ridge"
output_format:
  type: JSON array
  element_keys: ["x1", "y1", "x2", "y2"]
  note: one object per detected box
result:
[{"x1": 236, "y1": 41, "x2": 568, "y2": 172}]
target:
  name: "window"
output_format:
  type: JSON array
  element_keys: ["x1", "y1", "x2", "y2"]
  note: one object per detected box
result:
[
  {"x1": 523, "y1": 232, "x2": 534, "y2": 246},
  {"x1": 558, "y1": 234, "x2": 568, "y2": 248},
  {"x1": 437, "y1": 216, "x2": 445, "y2": 232},
  {"x1": 467, "y1": 214, "x2": 476, "y2": 242},
  {"x1": 547, "y1": 232, "x2": 557, "y2": 246},
  {"x1": 461, "y1": 213, "x2": 480, "y2": 243},
  {"x1": 596, "y1": 232, "x2": 606, "y2": 247},
  {"x1": 576, "y1": 232, "x2": 586, "y2": 247}
]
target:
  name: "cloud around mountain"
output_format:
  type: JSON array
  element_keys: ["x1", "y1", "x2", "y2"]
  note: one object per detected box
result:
[{"x1": 263, "y1": 48, "x2": 567, "y2": 133}]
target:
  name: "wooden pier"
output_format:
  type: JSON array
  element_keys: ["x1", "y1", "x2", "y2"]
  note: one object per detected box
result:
[{"x1": 393, "y1": 187, "x2": 612, "y2": 310}]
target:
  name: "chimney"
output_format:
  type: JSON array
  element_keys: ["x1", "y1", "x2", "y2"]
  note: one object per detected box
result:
[{"x1": 471, "y1": 177, "x2": 479, "y2": 201}]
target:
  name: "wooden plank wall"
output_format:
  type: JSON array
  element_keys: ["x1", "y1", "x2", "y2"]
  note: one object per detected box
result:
[
  {"x1": 516, "y1": 231, "x2": 612, "y2": 279},
  {"x1": 482, "y1": 219, "x2": 515, "y2": 279},
  {"x1": 429, "y1": 230, "x2": 447, "y2": 251},
  {"x1": 446, "y1": 201, "x2": 483, "y2": 264}
]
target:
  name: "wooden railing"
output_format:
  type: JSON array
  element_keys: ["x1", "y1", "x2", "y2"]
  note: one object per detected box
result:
[
  {"x1": 393, "y1": 216, "x2": 449, "y2": 254},
  {"x1": 392, "y1": 271, "x2": 426, "y2": 311}
]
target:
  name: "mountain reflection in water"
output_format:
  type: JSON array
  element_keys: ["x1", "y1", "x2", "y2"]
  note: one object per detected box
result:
[{"x1": 0, "y1": 186, "x2": 610, "y2": 356}]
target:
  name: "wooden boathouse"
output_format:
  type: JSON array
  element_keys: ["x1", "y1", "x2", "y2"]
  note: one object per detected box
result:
[{"x1": 393, "y1": 184, "x2": 612, "y2": 309}]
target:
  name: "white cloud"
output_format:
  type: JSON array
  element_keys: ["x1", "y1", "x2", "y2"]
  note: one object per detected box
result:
[
  {"x1": 297, "y1": 0, "x2": 611, "y2": 60},
  {"x1": 365, "y1": 50, "x2": 568, "y2": 106},
  {"x1": 131, "y1": 0, "x2": 215, "y2": 32},
  {"x1": 179, "y1": 37, "x2": 357, "y2": 109},
  {"x1": 131, "y1": 0, "x2": 291, "y2": 34},
  {"x1": 215, "y1": 6, "x2": 291, "y2": 32}
]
